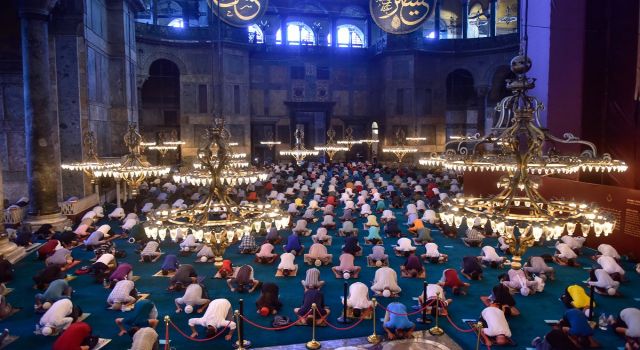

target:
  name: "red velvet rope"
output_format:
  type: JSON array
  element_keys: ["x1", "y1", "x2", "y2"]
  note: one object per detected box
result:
[
  {"x1": 324, "y1": 316, "x2": 365, "y2": 331},
  {"x1": 444, "y1": 314, "x2": 475, "y2": 333},
  {"x1": 239, "y1": 309, "x2": 313, "y2": 331},
  {"x1": 168, "y1": 320, "x2": 231, "y2": 342}
]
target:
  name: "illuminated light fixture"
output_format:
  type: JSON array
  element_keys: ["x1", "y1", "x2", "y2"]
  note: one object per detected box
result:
[
  {"x1": 314, "y1": 128, "x2": 348, "y2": 163},
  {"x1": 260, "y1": 129, "x2": 281, "y2": 150},
  {"x1": 61, "y1": 131, "x2": 121, "y2": 186},
  {"x1": 428, "y1": 1, "x2": 625, "y2": 270},
  {"x1": 145, "y1": 118, "x2": 288, "y2": 266},
  {"x1": 279, "y1": 127, "x2": 319, "y2": 165},
  {"x1": 381, "y1": 128, "x2": 418, "y2": 163},
  {"x1": 94, "y1": 123, "x2": 171, "y2": 196},
  {"x1": 336, "y1": 127, "x2": 362, "y2": 150}
]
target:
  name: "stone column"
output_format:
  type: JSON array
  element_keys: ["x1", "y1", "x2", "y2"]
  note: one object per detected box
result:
[{"x1": 19, "y1": 0, "x2": 68, "y2": 230}]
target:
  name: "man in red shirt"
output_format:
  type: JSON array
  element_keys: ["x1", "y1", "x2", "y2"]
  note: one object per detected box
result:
[{"x1": 52, "y1": 322, "x2": 94, "y2": 350}]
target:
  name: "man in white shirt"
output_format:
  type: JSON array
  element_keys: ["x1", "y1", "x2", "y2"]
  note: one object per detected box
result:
[
  {"x1": 597, "y1": 256, "x2": 626, "y2": 281},
  {"x1": 588, "y1": 269, "x2": 620, "y2": 296},
  {"x1": 614, "y1": 308, "x2": 640, "y2": 348},
  {"x1": 175, "y1": 283, "x2": 210, "y2": 314},
  {"x1": 188, "y1": 299, "x2": 236, "y2": 340},
  {"x1": 480, "y1": 305, "x2": 512, "y2": 346},
  {"x1": 39, "y1": 299, "x2": 76, "y2": 336},
  {"x1": 108, "y1": 280, "x2": 138, "y2": 309},
  {"x1": 560, "y1": 235, "x2": 586, "y2": 252},
  {"x1": 554, "y1": 243, "x2": 578, "y2": 266},
  {"x1": 130, "y1": 327, "x2": 158, "y2": 350},
  {"x1": 277, "y1": 252, "x2": 297, "y2": 276},
  {"x1": 479, "y1": 246, "x2": 505, "y2": 268},
  {"x1": 417, "y1": 284, "x2": 453, "y2": 315},
  {"x1": 421, "y1": 242, "x2": 448, "y2": 263},
  {"x1": 140, "y1": 241, "x2": 161, "y2": 263},
  {"x1": 596, "y1": 244, "x2": 620, "y2": 260}
]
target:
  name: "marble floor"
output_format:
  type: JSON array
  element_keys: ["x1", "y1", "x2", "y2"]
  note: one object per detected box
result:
[{"x1": 252, "y1": 330, "x2": 463, "y2": 350}]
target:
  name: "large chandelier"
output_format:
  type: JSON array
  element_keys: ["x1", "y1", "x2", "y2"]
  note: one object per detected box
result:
[
  {"x1": 61, "y1": 131, "x2": 120, "y2": 185},
  {"x1": 147, "y1": 130, "x2": 185, "y2": 159},
  {"x1": 145, "y1": 119, "x2": 289, "y2": 266},
  {"x1": 422, "y1": 50, "x2": 627, "y2": 269},
  {"x1": 314, "y1": 128, "x2": 348, "y2": 163},
  {"x1": 94, "y1": 123, "x2": 171, "y2": 196},
  {"x1": 279, "y1": 127, "x2": 319, "y2": 165},
  {"x1": 337, "y1": 127, "x2": 362, "y2": 150},
  {"x1": 382, "y1": 128, "x2": 418, "y2": 163}
]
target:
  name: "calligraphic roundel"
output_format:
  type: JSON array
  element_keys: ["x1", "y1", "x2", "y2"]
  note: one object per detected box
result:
[
  {"x1": 370, "y1": 0, "x2": 435, "y2": 34},
  {"x1": 211, "y1": 0, "x2": 267, "y2": 27}
]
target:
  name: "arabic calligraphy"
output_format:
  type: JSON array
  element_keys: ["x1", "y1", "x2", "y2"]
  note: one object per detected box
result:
[
  {"x1": 370, "y1": 0, "x2": 434, "y2": 34},
  {"x1": 211, "y1": 0, "x2": 267, "y2": 27}
]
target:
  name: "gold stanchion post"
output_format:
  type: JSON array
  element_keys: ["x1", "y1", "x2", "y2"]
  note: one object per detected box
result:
[
  {"x1": 474, "y1": 321, "x2": 484, "y2": 350},
  {"x1": 367, "y1": 298, "x2": 381, "y2": 344},
  {"x1": 235, "y1": 310, "x2": 247, "y2": 350},
  {"x1": 306, "y1": 303, "x2": 321, "y2": 350},
  {"x1": 429, "y1": 292, "x2": 444, "y2": 336}
]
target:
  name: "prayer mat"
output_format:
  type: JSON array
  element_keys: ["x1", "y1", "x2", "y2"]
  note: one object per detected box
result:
[
  {"x1": 130, "y1": 275, "x2": 141, "y2": 282},
  {"x1": 65, "y1": 275, "x2": 77, "y2": 282},
  {"x1": 401, "y1": 270, "x2": 426, "y2": 279},
  {"x1": 214, "y1": 267, "x2": 238, "y2": 279},
  {"x1": 393, "y1": 249, "x2": 414, "y2": 257},
  {"x1": 121, "y1": 294, "x2": 150, "y2": 309},
  {"x1": 93, "y1": 338, "x2": 111, "y2": 350},
  {"x1": 0, "y1": 335, "x2": 18, "y2": 349},
  {"x1": 1, "y1": 288, "x2": 13, "y2": 296},
  {"x1": 366, "y1": 257, "x2": 389, "y2": 267},
  {"x1": 346, "y1": 307, "x2": 373, "y2": 319},
  {"x1": 153, "y1": 270, "x2": 175, "y2": 278},
  {"x1": 77, "y1": 312, "x2": 91, "y2": 322},
  {"x1": 275, "y1": 267, "x2": 298, "y2": 277}
]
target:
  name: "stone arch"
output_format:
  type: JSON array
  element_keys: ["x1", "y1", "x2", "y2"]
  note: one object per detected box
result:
[
  {"x1": 139, "y1": 52, "x2": 188, "y2": 81},
  {"x1": 445, "y1": 68, "x2": 476, "y2": 107}
]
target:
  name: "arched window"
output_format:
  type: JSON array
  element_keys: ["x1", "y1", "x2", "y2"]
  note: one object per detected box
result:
[
  {"x1": 276, "y1": 22, "x2": 315, "y2": 45},
  {"x1": 248, "y1": 24, "x2": 264, "y2": 44},
  {"x1": 168, "y1": 18, "x2": 184, "y2": 28},
  {"x1": 326, "y1": 24, "x2": 365, "y2": 47}
]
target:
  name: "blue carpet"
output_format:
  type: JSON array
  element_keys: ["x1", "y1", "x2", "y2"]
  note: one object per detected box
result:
[{"x1": 2, "y1": 203, "x2": 637, "y2": 349}]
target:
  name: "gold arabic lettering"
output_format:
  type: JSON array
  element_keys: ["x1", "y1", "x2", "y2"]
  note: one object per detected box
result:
[
  {"x1": 212, "y1": 0, "x2": 261, "y2": 23},
  {"x1": 373, "y1": 0, "x2": 430, "y2": 29}
]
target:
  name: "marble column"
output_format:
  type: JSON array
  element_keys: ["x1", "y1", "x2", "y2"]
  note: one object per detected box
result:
[{"x1": 20, "y1": 1, "x2": 68, "y2": 230}]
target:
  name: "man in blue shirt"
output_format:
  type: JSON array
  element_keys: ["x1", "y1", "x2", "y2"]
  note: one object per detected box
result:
[{"x1": 383, "y1": 302, "x2": 415, "y2": 340}]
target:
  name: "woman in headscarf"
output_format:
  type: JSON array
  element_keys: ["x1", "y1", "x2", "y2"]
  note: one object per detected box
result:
[
  {"x1": 284, "y1": 233, "x2": 304, "y2": 255},
  {"x1": 343, "y1": 282, "x2": 373, "y2": 318},
  {"x1": 438, "y1": 268, "x2": 470, "y2": 295},
  {"x1": 342, "y1": 236, "x2": 362, "y2": 256},
  {"x1": 295, "y1": 288, "x2": 329, "y2": 324},
  {"x1": 301, "y1": 268, "x2": 325, "y2": 290},
  {"x1": 371, "y1": 267, "x2": 402, "y2": 296},
  {"x1": 400, "y1": 252, "x2": 424, "y2": 278},
  {"x1": 481, "y1": 284, "x2": 519, "y2": 316},
  {"x1": 304, "y1": 243, "x2": 333, "y2": 266},
  {"x1": 255, "y1": 282, "x2": 282, "y2": 315}
]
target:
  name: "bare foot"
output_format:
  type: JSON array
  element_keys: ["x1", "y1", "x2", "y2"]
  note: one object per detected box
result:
[
  {"x1": 118, "y1": 330, "x2": 127, "y2": 336},
  {"x1": 224, "y1": 334, "x2": 232, "y2": 341},
  {"x1": 190, "y1": 332, "x2": 198, "y2": 338}
]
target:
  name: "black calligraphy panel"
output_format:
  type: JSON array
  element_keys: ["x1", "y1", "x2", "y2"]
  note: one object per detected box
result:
[
  {"x1": 211, "y1": 0, "x2": 268, "y2": 27},
  {"x1": 370, "y1": 0, "x2": 435, "y2": 34}
]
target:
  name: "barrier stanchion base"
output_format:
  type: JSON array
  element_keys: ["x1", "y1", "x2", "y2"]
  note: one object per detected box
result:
[
  {"x1": 306, "y1": 340, "x2": 321, "y2": 349},
  {"x1": 429, "y1": 326, "x2": 444, "y2": 336},
  {"x1": 367, "y1": 334, "x2": 381, "y2": 344},
  {"x1": 234, "y1": 339, "x2": 252, "y2": 349}
]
